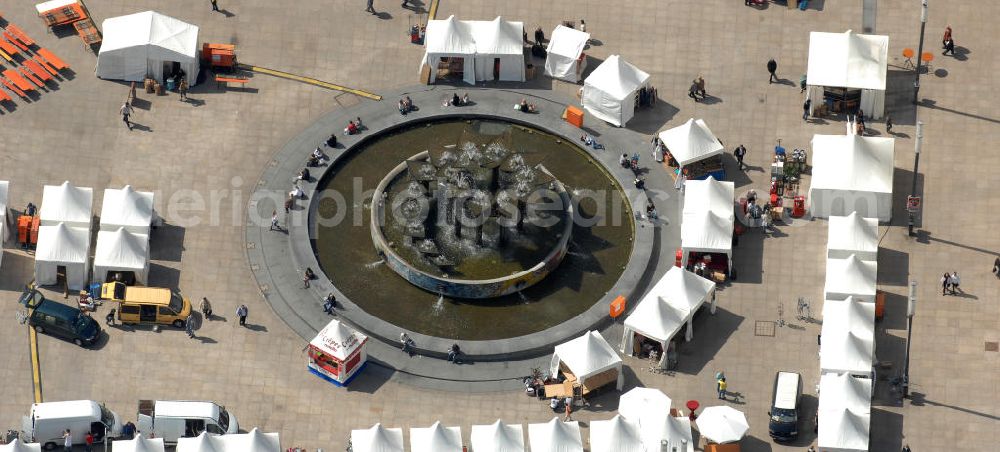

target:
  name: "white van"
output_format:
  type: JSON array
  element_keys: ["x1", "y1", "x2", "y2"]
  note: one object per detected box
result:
[
  {"x1": 136, "y1": 400, "x2": 239, "y2": 444},
  {"x1": 21, "y1": 400, "x2": 122, "y2": 449}
]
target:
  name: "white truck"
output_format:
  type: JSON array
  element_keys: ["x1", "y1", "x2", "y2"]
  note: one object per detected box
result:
[
  {"x1": 136, "y1": 400, "x2": 239, "y2": 444},
  {"x1": 21, "y1": 400, "x2": 122, "y2": 450}
]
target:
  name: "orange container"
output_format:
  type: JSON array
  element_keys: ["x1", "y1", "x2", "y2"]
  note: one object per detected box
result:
[
  {"x1": 564, "y1": 106, "x2": 584, "y2": 128},
  {"x1": 30, "y1": 216, "x2": 40, "y2": 244},
  {"x1": 17, "y1": 215, "x2": 31, "y2": 244},
  {"x1": 609, "y1": 295, "x2": 626, "y2": 318},
  {"x1": 202, "y1": 43, "x2": 236, "y2": 68}
]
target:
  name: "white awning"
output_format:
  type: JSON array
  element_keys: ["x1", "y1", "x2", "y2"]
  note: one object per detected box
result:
[
  {"x1": 112, "y1": 437, "x2": 165, "y2": 452},
  {"x1": 349, "y1": 423, "x2": 404, "y2": 452},
  {"x1": 93, "y1": 228, "x2": 150, "y2": 284},
  {"x1": 807, "y1": 30, "x2": 889, "y2": 90},
  {"x1": 212, "y1": 428, "x2": 280, "y2": 452},
  {"x1": 695, "y1": 406, "x2": 749, "y2": 444},
  {"x1": 820, "y1": 297, "x2": 876, "y2": 375},
  {"x1": 470, "y1": 420, "x2": 524, "y2": 452},
  {"x1": 658, "y1": 119, "x2": 724, "y2": 167},
  {"x1": 410, "y1": 422, "x2": 462, "y2": 452},
  {"x1": 681, "y1": 210, "x2": 733, "y2": 255},
  {"x1": 827, "y1": 212, "x2": 879, "y2": 260},
  {"x1": 527, "y1": 418, "x2": 582, "y2": 452},
  {"x1": 618, "y1": 387, "x2": 692, "y2": 451},
  {"x1": 589, "y1": 415, "x2": 644, "y2": 452},
  {"x1": 544, "y1": 25, "x2": 590, "y2": 82}
]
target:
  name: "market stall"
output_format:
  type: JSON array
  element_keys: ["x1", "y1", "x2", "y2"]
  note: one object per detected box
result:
[
  {"x1": 112, "y1": 437, "x2": 165, "y2": 452},
  {"x1": 0, "y1": 441, "x2": 41, "y2": 452},
  {"x1": 34, "y1": 223, "x2": 90, "y2": 290},
  {"x1": 40, "y1": 181, "x2": 93, "y2": 228},
  {"x1": 824, "y1": 255, "x2": 877, "y2": 302},
  {"x1": 100, "y1": 185, "x2": 154, "y2": 234},
  {"x1": 806, "y1": 30, "x2": 889, "y2": 120},
  {"x1": 421, "y1": 15, "x2": 476, "y2": 84},
  {"x1": 470, "y1": 420, "x2": 524, "y2": 452},
  {"x1": 658, "y1": 119, "x2": 725, "y2": 181},
  {"x1": 681, "y1": 211, "x2": 733, "y2": 276},
  {"x1": 696, "y1": 406, "x2": 749, "y2": 445},
  {"x1": 618, "y1": 387, "x2": 692, "y2": 451},
  {"x1": 410, "y1": 422, "x2": 462, "y2": 452},
  {"x1": 549, "y1": 330, "x2": 624, "y2": 397},
  {"x1": 96, "y1": 11, "x2": 201, "y2": 85},
  {"x1": 820, "y1": 297, "x2": 875, "y2": 377},
  {"x1": 581, "y1": 55, "x2": 650, "y2": 127},
  {"x1": 349, "y1": 424, "x2": 404, "y2": 452},
  {"x1": 528, "y1": 418, "x2": 583, "y2": 452},
  {"x1": 808, "y1": 134, "x2": 894, "y2": 221},
  {"x1": 307, "y1": 319, "x2": 369, "y2": 387},
  {"x1": 817, "y1": 373, "x2": 871, "y2": 452},
  {"x1": 544, "y1": 25, "x2": 589, "y2": 82},
  {"x1": 589, "y1": 415, "x2": 644, "y2": 452},
  {"x1": 471, "y1": 17, "x2": 526, "y2": 82},
  {"x1": 93, "y1": 227, "x2": 150, "y2": 285},
  {"x1": 827, "y1": 212, "x2": 878, "y2": 260}
]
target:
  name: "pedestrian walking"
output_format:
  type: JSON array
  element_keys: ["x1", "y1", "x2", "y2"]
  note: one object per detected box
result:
[
  {"x1": 767, "y1": 58, "x2": 777, "y2": 83},
  {"x1": 185, "y1": 315, "x2": 196, "y2": 338},
  {"x1": 270, "y1": 210, "x2": 280, "y2": 231},
  {"x1": 563, "y1": 397, "x2": 573, "y2": 421},
  {"x1": 718, "y1": 377, "x2": 727, "y2": 400},
  {"x1": 85, "y1": 431, "x2": 94, "y2": 452},
  {"x1": 200, "y1": 297, "x2": 213, "y2": 319},
  {"x1": 105, "y1": 308, "x2": 116, "y2": 326},
  {"x1": 688, "y1": 81, "x2": 700, "y2": 102},
  {"x1": 942, "y1": 26, "x2": 952, "y2": 48},
  {"x1": 950, "y1": 272, "x2": 962, "y2": 294},
  {"x1": 237, "y1": 304, "x2": 248, "y2": 326},
  {"x1": 695, "y1": 76, "x2": 706, "y2": 98},
  {"x1": 886, "y1": 115, "x2": 893, "y2": 134},
  {"x1": 942, "y1": 38, "x2": 955, "y2": 55},
  {"x1": 365, "y1": 0, "x2": 376, "y2": 14},
  {"x1": 120, "y1": 102, "x2": 134, "y2": 130},
  {"x1": 941, "y1": 272, "x2": 951, "y2": 295},
  {"x1": 734, "y1": 144, "x2": 747, "y2": 170},
  {"x1": 63, "y1": 429, "x2": 72, "y2": 452},
  {"x1": 210, "y1": 0, "x2": 219, "y2": 12},
  {"x1": 178, "y1": 78, "x2": 189, "y2": 101},
  {"x1": 803, "y1": 99, "x2": 811, "y2": 121}
]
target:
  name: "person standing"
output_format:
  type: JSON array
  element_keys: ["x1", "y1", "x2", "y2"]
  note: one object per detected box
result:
[
  {"x1": 105, "y1": 309, "x2": 116, "y2": 326},
  {"x1": 943, "y1": 38, "x2": 955, "y2": 56},
  {"x1": 803, "y1": 99, "x2": 811, "y2": 121},
  {"x1": 718, "y1": 377, "x2": 727, "y2": 400},
  {"x1": 365, "y1": 0, "x2": 376, "y2": 14},
  {"x1": 185, "y1": 315, "x2": 196, "y2": 338},
  {"x1": 941, "y1": 272, "x2": 951, "y2": 295},
  {"x1": 120, "y1": 102, "x2": 134, "y2": 130},
  {"x1": 950, "y1": 272, "x2": 962, "y2": 294},
  {"x1": 85, "y1": 431, "x2": 94, "y2": 452},
  {"x1": 63, "y1": 430, "x2": 72, "y2": 452},
  {"x1": 579, "y1": 19, "x2": 586, "y2": 33},
  {"x1": 200, "y1": 297, "x2": 213, "y2": 319},
  {"x1": 993, "y1": 257, "x2": 1000, "y2": 277},
  {"x1": 178, "y1": 78, "x2": 189, "y2": 101},
  {"x1": 695, "y1": 76, "x2": 706, "y2": 98},
  {"x1": 210, "y1": 0, "x2": 219, "y2": 12},
  {"x1": 688, "y1": 81, "x2": 700, "y2": 102},
  {"x1": 563, "y1": 397, "x2": 573, "y2": 421},
  {"x1": 237, "y1": 304, "x2": 248, "y2": 326},
  {"x1": 734, "y1": 145, "x2": 747, "y2": 170},
  {"x1": 767, "y1": 58, "x2": 778, "y2": 83},
  {"x1": 270, "y1": 210, "x2": 280, "y2": 231},
  {"x1": 886, "y1": 115, "x2": 893, "y2": 134}
]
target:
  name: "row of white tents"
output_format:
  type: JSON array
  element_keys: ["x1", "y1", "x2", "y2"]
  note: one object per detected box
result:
[{"x1": 421, "y1": 16, "x2": 527, "y2": 85}]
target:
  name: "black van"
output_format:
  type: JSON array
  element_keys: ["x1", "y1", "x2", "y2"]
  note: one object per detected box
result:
[
  {"x1": 20, "y1": 289, "x2": 101, "y2": 347},
  {"x1": 768, "y1": 371, "x2": 802, "y2": 441}
]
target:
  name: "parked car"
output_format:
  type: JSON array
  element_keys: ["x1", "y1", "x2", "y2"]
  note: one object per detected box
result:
[{"x1": 19, "y1": 288, "x2": 101, "y2": 347}]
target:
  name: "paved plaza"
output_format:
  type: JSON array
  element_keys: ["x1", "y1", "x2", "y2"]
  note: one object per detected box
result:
[{"x1": 0, "y1": 0, "x2": 998, "y2": 450}]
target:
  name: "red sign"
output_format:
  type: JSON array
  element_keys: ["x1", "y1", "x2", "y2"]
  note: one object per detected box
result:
[{"x1": 907, "y1": 196, "x2": 921, "y2": 212}]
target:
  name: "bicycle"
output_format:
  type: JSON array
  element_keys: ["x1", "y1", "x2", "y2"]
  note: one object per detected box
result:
[{"x1": 796, "y1": 297, "x2": 811, "y2": 322}]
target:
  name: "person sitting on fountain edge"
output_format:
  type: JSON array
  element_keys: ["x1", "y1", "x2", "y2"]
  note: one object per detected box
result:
[{"x1": 452, "y1": 93, "x2": 462, "y2": 107}]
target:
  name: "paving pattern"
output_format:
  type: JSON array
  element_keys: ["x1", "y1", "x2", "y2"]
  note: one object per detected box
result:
[{"x1": 0, "y1": 0, "x2": 997, "y2": 450}]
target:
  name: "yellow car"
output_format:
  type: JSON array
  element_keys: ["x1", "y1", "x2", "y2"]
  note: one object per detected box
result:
[{"x1": 101, "y1": 282, "x2": 192, "y2": 328}]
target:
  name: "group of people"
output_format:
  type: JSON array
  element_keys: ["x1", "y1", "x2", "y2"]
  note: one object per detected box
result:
[
  {"x1": 344, "y1": 117, "x2": 364, "y2": 135},
  {"x1": 940, "y1": 271, "x2": 962, "y2": 295},
  {"x1": 579, "y1": 134, "x2": 603, "y2": 149},
  {"x1": 307, "y1": 147, "x2": 327, "y2": 167},
  {"x1": 516, "y1": 98, "x2": 537, "y2": 113},
  {"x1": 444, "y1": 92, "x2": 471, "y2": 107},
  {"x1": 687, "y1": 75, "x2": 707, "y2": 101}
]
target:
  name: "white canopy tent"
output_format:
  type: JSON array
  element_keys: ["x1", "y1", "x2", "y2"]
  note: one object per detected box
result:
[
  {"x1": 681, "y1": 210, "x2": 733, "y2": 270},
  {"x1": 349, "y1": 423, "x2": 404, "y2": 452},
  {"x1": 582, "y1": 55, "x2": 650, "y2": 127},
  {"x1": 40, "y1": 181, "x2": 93, "y2": 228},
  {"x1": 806, "y1": 30, "x2": 889, "y2": 119},
  {"x1": 100, "y1": 185, "x2": 154, "y2": 234},
  {"x1": 658, "y1": 119, "x2": 725, "y2": 168},
  {"x1": 470, "y1": 17, "x2": 525, "y2": 82},
  {"x1": 589, "y1": 415, "x2": 644, "y2": 452},
  {"x1": 422, "y1": 15, "x2": 476, "y2": 84},
  {"x1": 212, "y1": 428, "x2": 280, "y2": 452},
  {"x1": 695, "y1": 406, "x2": 749, "y2": 444},
  {"x1": 0, "y1": 441, "x2": 41, "y2": 452},
  {"x1": 112, "y1": 437, "x2": 165, "y2": 452},
  {"x1": 175, "y1": 432, "x2": 221, "y2": 452},
  {"x1": 808, "y1": 134, "x2": 895, "y2": 222},
  {"x1": 818, "y1": 373, "x2": 872, "y2": 452},
  {"x1": 820, "y1": 297, "x2": 876, "y2": 376},
  {"x1": 34, "y1": 223, "x2": 90, "y2": 291},
  {"x1": 827, "y1": 212, "x2": 879, "y2": 260},
  {"x1": 470, "y1": 419, "x2": 524, "y2": 452},
  {"x1": 527, "y1": 418, "x2": 582, "y2": 452},
  {"x1": 621, "y1": 267, "x2": 716, "y2": 367},
  {"x1": 684, "y1": 176, "x2": 735, "y2": 219},
  {"x1": 550, "y1": 330, "x2": 624, "y2": 391},
  {"x1": 824, "y1": 255, "x2": 877, "y2": 302},
  {"x1": 544, "y1": 25, "x2": 589, "y2": 82},
  {"x1": 618, "y1": 387, "x2": 691, "y2": 451},
  {"x1": 410, "y1": 422, "x2": 462, "y2": 452},
  {"x1": 96, "y1": 11, "x2": 200, "y2": 85},
  {"x1": 93, "y1": 228, "x2": 150, "y2": 284}
]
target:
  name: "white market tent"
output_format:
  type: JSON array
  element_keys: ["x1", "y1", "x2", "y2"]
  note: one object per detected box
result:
[
  {"x1": 34, "y1": 223, "x2": 90, "y2": 291},
  {"x1": 621, "y1": 267, "x2": 716, "y2": 367},
  {"x1": 93, "y1": 227, "x2": 150, "y2": 284},
  {"x1": 213, "y1": 428, "x2": 280, "y2": 452},
  {"x1": 818, "y1": 373, "x2": 872, "y2": 452},
  {"x1": 582, "y1": 55, "x2": 650, "y2": 127},
  {"x1": 527, "y1": 418, "x2": 583, "y2": 452},
  {"x1": 96, "y1": 11, "x2": 200, "y2": 85},
  {"x1": 824, "y1": 254, "x2": 877, "y2": 302},
  {"x1": 550, "y1": 330, "x2": 624, "y2": 391},
  {"x1": 820, "y1": 297, "x2": 876, "y2": 376},
  {"x1": 470, "y1": 419, "x2": 524, "y2": 452},
  {"x1": 680, "y1": 210, "x2": 733, "y2": 270},
  {"x1": 422, "y1": 15, "x2": 476, "y2": 84},
  {"x1": 471, "y1": 17, "x2": 526, "y2": 82},
  {"x1": 589, "y1": 415, "x2": 644, "y2": 452},
  {"x1": 695, "y1": 406, "x2": 749, "y2": 444},
  {"x1": 618, "y1": 387, "x2": 692, "y2": 451},
  {"x1": 100, "y1": 185, "x2": 154, "y2": 234},
  {"x1": 410, "y1": 422, "x2": 462, "y2": 452},
  {"x1": 175, "y1": 432, "x2": 222, "y2": 452},
  {"x1": 0, "y1": 441, "x2": 42, "y2": 452},
  {"x1": 544, "y1": 25, "x2": 590, "y2": 82},
  {"x1": 806, "y1": 30, "x2": 889, "y2": 119},
  {"x1": 809, "y1": 134, "x2": 895, "y2": 222},
  {"x1": 112, "y1": 437, "x2": 165, "y2": 452},
  {"x1": 827, "y1": 212, "x2": 879, "y2": 260},
  {"x1": 40, "y1": 181, "x2": 93, "y2": 228},
  {"x1": 684, "y1": 176, "x2": 735, "y2": 219},
  {"x1": 658, "y1": 119, "x2": 725, "y2": 168},
  {"x1": 349, "y1": 423, "x2": 404, "y2": 452}
]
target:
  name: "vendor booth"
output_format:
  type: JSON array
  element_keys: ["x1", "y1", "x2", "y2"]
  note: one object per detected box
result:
[
  {"x1": 307, "y1": 319, "x2": 369, "y2": 387},
  {"x1": 824, "y1": 254, "x2": 877, "y2": 302},
  {"x1": 528, "y1": 418, "x2": 583, "y2": 452},
  {"x1": 581, "y1": 55, "x2": 650, "y2": 127},
  {"x1": 817, "y1": 373, "x2": 871, "y2": 452},
  {"x1": 808, "y1": 134, "x2": 894, "y2": 221},
  {"x1": 681, "y1": 211, "x2": 733, "y2": 276},
  {"x1": 550, "y1": 330, "x2": 624, "y2": 396},
  {"x1": 589, "y1": 415, "x2": 644, "y2": 452},
  {"x1": 470, "y1": 419, "x2": 524, "y2": 452},
  {"x1": 112, "y1": 437, "x2": 165, "y2": 452},
  {"x1": 471, "y1": 17, "x2": 526, "y2": 82},
  {"x1": 96, "y1": 11, "x2": 201, "y2": 85},
  {"x1": 696, "y1": 406, "x2": 749, "y2": 445},
  {"x1": 93, "y1": 227, "x2": 150, "y2": 285},
  {"x1": 100, "y1": 185, "x2": 154, "y2": 234},
  {"x1": 806, "y1": 30, "x2": 889, "y2": 120},
  {"x1": 827, "y1": 212, "x2": 879, "y2": 260},
  {"x1": 421, "y1": 16, "x2": 476, "y2": 84},
  {"x1": 34, "y1": 223, "x2": 90, "y2": 291},
  {"x1": 349, "y1": 423, "x2": 404, "y2": 452},
  {"x1": 544, "y1": 25, "x2": 589, "y2": 82},
  {"x1": 213, "y1": 428, "x2": 279, "y2": 452},
  {"x1": 658, "y1": 119, "x2": 726, "y2": 181},
  {"x1": 421, "y1": 16, "x2": 524, "y2": 84},
  {"x1": 0, "y1": 441, "x2": 41, "y2": 452},
  {"x1": 618, "y1": 387, "x2": 693, "y2": 451},
  {"x1": 620, "y1": 267, "x2": 716, "y2": 368},
  {"x1": 684, "y1": 177, "x2": 735, "y2": 220},
  {"x1": 820, "y1": 297, "x2": 875, "y2": 377},
  {"x1": 40, "y1": 181, "x2": 93, "y2": 228},
  {"x1": 410, "y1": 422, "x2": 462, "y2": 452}
]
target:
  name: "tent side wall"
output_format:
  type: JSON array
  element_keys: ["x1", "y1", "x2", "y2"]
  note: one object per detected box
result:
[
  {"x1": 808, "y1": 188, "x2": 891, "y2": 222},
  {"x1": 545, "y1": 53, "x2": 578, "y2": 82},
  {"x1": 97, "y1": 47, "x2": 148, "y2": 82},
  {"x1": 582, "y1": 85, "x2": 624, "y2": 127},
  {"x1": 34, "y1": 260, "x2": 88, "y2": 291},
  {"x1": 423, "y1": 52, "x2": 476, "y2": 85}
]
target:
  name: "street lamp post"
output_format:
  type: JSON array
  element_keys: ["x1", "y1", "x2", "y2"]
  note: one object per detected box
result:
[
  {"x1": 913, "y1": 0, "x2": 928, "y2": 104},
  {"x1": 903, "y1": 281, "x2": 917, "y2": 397},
  {"x1": 908, "y1": 121, "x2": 923, "y2": 236}
]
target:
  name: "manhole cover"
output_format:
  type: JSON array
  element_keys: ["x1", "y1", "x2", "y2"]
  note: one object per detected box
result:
[
  {"x1": 755, "y1": 321, "x2": 776, "y2": 337},
  {"x1": 986, "y1": 342, "x2": 999, "y2": 352}
]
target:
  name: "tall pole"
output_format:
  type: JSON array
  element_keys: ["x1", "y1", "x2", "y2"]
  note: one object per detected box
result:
[
  {"x1": 908, "y1": 121, "x2": 923, "y2": 236},
  {"x1": 903, "y1": 281, "x2": 917, "y2": 398},
  {"x1": 912, "y1": 0, "x2": 928, "y2": 104}
]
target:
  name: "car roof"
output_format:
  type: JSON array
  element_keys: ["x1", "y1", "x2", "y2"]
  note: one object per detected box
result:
[
  {"x1": 774, "y1": 372, "x2": 800, "y2": 410},
  {"x1": 34, "y1": 299, "x2": 82, "y2": 319},
  {"x1": 155, "y1": 401, "x2": 220, "y2": 419},
  {"x1": 122, "y1": 287, "x2": 172, "y2": 306},
  {"x1": 33, "y1": 400, "x2": 100, "y2": 419}
]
